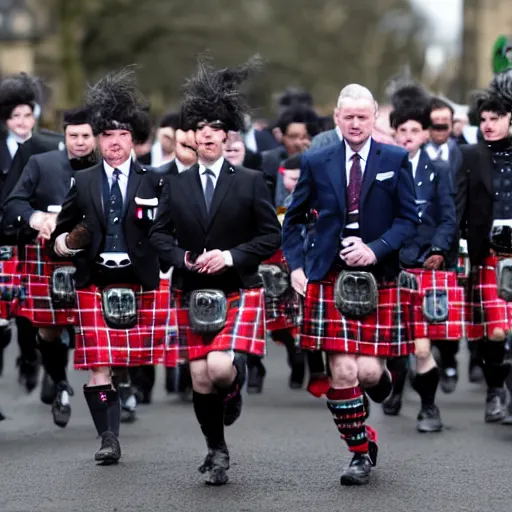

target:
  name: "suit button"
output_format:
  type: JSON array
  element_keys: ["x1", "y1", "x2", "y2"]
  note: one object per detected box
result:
[{"x1": 137, "y1": 241, "x2": 142, "y2": 247}]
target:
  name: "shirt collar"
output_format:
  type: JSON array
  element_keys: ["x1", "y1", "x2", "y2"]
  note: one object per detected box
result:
[
  {"x1": 344, "y1": 137, "x2": 372, "y2": 164},
  {"x1": 7, "y1": 131, "x2": 30, "y2": 144},
  {"x1": 175, "y1": 157, "x2": 189, "y2": 173},
  {"x1": 409, "y1": 150, "x2": 421, "y2": 175},
  {"x1": 199, "y1": 157, "x2": 225, "y2": 179},
  {"x1": 103, "y1": 157, "x2": 132, "y2": 177}
]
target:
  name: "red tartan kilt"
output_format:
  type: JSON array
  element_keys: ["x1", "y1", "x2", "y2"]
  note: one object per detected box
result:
[
  {"x1": 164, "y1": 288, "x2": 266, "y2": 368},
  {"x1": 466, "y1": 255, "x2": 512, "y2": 341},
  {"x1": 301, "y1": 271, "x2": 417, "y2": 357},
  {"x1": 16, "y1": 244, "x2": 77, "y2": 327},
  {"x1": 74, "y1": 281, "x2": 171, "y2": 369},
  {"x1": 409, "y1": 269, "x2": 465, "y2": 341},
  {"x1": 0, "y1": 247, "x2": 19, "y2": 319}
]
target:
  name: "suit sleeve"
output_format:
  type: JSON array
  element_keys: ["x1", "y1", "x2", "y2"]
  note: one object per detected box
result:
[
  {"x1": 1, "y1": 156, "x2": 42, "y2": 229},
  {"x1": 0, "y1": 143, "x2": 29, "y2": 206},
  {"x1": 51, "y1": 183, "x2": 83, "y2": 243},
  {"x1": 149, "y1": 177, "x2": 186, "y2": 268},
  {"x1": 367, "y1": 155, "x2": 419, "y2": 261},
  {"x1": 455, "y1": 151, "x2": 469, "y2": 238},
  {"x1": 282, "y1": 154, "x2": 312, "y2": 271},
  {"x1": 431, "y1": 163, "x2": 456, "y2": 252},
  {"x1": 229, "y1": 172, "x2": 281, "y2": 267}
]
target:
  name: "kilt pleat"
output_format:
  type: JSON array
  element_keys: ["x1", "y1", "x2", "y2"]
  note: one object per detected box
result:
[
  {"x1": 0, "y1": 247, "x2": 19, "y2": 319},
  {"x1": 466, "y1": 255, "x2": 512, "y2": 341},
  {"x1": 16, "y1": 243, "x2": 77, "y2": 327},
  {"x1": 74, "y1": 281, "x2": 170, "y2": 369},
  {"x1": 164, "y1": 287, "x2": 266, "y2": 368},
  {"x1": 409, "y1": 269, "x2": 465, "y2": 341},
  {"x1": 300, "y1": 271, "x2": 416, "y2": 357}
]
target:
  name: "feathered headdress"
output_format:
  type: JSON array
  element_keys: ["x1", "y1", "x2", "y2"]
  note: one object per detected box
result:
[
  {"x1": 0, "y1": 73, "x2": 40, "y2": 121},
  {"x1": 388, "y1": 79, "x2": 432, "y2": 130},
  {"x1": 179, "y1": 55, "x2": 262, "y2": 132},
  {"x1": 488, "y1": 69, "x2": 512, "y2": 114},
  {"x1": 85, "y1": 66, "x2": 150, "y2": 143}
]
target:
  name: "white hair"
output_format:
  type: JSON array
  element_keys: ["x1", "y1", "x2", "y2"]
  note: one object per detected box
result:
[{"x1": 336, "y1": 84, "x2": 378, "y2": 113}]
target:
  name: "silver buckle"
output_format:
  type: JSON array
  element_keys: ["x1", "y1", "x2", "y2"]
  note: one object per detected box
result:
[
  {"x1": 258, "y1": 264, "x2": 290, "y2": 298},
  {"x1": 0, "y1": 246, "x2": 13, "y2": 261},
  {"x1": 51, "y1": 267, "x2": 76, "y2": 307},
  {"x1": 102, "y1": 287, "x2": 137, "y2": 329},
  {"x1": 334, "y1": 271, "x2": 378, "y2": 318},
  {"x1": 188, "y1": 289, "x2": 227, "y2": 333}
]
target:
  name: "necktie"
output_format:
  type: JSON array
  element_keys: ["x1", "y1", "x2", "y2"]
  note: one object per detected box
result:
[
  {"x1": 436, "y1": 147, "x2": 443, "y2": 161},
  {"x1": 203, "y1": 169, "x2": 215, "y2": 212},
  {"x1": 347, "y1": 153, "x2": 362, "y2": 219}
]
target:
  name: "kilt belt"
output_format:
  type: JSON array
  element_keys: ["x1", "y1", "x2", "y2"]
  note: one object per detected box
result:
[{"x1": 0, "y1": 246, "x2": 19, "y2": 319}]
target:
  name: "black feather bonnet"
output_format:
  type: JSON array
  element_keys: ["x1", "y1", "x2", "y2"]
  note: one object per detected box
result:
[
  {"x1": 485, "y1": 69, "x2": 512, "y2": 116},
  {"x1": 0, "y1": 73, "x2": 40, "y2": 121},
  {"x1": 388, "y1": 79, "x2": 432, "y2": 130},
  {"x1": 179, "y1": 55, "x2": 261, "y2": 132},
  {"x1": 85, "y1": 66, "x2": 151, "y2": 144}
]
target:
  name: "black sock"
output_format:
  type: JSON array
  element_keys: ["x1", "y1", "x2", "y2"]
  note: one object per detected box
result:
[
  {"x1": 307, "y1": 351, "x2": 326, "y2": 375},
  {"x1": 414, "y1": 367, "x2": 439, "y2": 407},
  {"x1": 37, "y1": 334, "x2": 68, "y2": 384},
  {"x1": 434, "y1": 339, "x2": 459, "y2": 368},
  {"x1": 83, "y1": 384, "x2": 120, "y2": 437},
  {"x1": 129, "y1": 365, "x2": 156, "y2": 392},
  {"x1": 15, "y1": 317, "x2": 38, "y2": 362},
  {"x1": 364, "y1": 370, "x2": 392, "y2": 404},
  {"x1": 193, "y1": 391, "x2": 226, "y2": 450},
  {"x1": 481, "y1": 341, "x2": 510, "y2": 389}
]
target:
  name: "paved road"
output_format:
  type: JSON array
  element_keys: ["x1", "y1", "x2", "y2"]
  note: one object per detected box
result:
[{"x1": 1, "y1": 337, "x2": 511, "y2": 512}]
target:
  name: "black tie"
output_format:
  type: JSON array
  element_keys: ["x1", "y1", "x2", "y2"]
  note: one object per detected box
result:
[{"x1": 203, "y1": 168, "x2": 215, "y2": 212}]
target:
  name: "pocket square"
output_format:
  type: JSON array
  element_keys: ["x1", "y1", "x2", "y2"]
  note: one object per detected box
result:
[
  {"x1": 376, "y1": 171, "x2": 394, "y2": 181},
  {"x1": 134, "y1": 196, "x2": 158, "y2": 206}
]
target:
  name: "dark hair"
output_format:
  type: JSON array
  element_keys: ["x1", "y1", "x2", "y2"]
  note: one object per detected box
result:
[
  {"x1": 277, "y1": 107, "x2": 320, "y2": 137},
  {"x1": 63, "y1": 106, "x2": 90, "y2": 128},
  {"x1": 159, "y1": 111, "x2": 180, "y2": 129},
  {"x1": 282, "y1": 154, "x2": 302, "y2": 169},
  {"x1": 277, "y1": 87, "x2": 313, "y2": 110},
  {"x1": 430, "y1": 97, "x2": 454, "y2": 118},
  {"x1": 478, "y1": 97, "x2": 510, "y2": 118}
]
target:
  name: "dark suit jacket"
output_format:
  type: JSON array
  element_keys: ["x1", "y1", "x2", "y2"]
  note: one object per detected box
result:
[
  {"x1": 447, "y1": 138, "x2": 463, "y2": 182},
  {"x1": 261, "y1": 146, "x2": 289, "y2": 205},
  {"x1": 455, "y1": 140, "x2": 504, "y2": 266},
  {"x1": 0, "y1": 137, "x2": 13, "y2": 177},
  {"x1": 283, "y1": 139, "x2": 419, "y2": 281},
  {"x1": 400, "y1": 149, "x2": 457, "y2": 267},
  {"x1": 254, "y1": 129, "x2": 279, "y2": 152},
  {"x1": 0, "y1": 130, "x2": 65, "y2": 206},
  {"x1": 52, "y1": 160, "x2": 163, "y2": 290},
  {"x1": 149, "y1": 159, "x2": 281, "y2": 294},
  {"x1": 2, "y1": 150, "x2": 75, "y2": 235},
  {"x1": 150, "y1": 159, "x2": 179, "y2": 175}
]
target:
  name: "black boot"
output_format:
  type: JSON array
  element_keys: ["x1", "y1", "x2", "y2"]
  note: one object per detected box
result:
[
  {"x1": 220, "y1": 353, "x2": 247, "y2": 427},
  {"x1": 84, "y1": 384, "x2": 121, "y2": 464},
  {"x1": 41, "y1": 339, "x2": 70, "y2": 405},
  {"x1": 468, "y1": 340, "x2": 484, "y2": 383},
  {"x1": 247, "y1": 355, "x2": 265, "y2": 394},
  {"x1": 340, "y1": 453, "x2": 372, "y2": 486},
  {"x1": 382, "y1": 356, "x2": 408, "y2": 416},
  {"x1": 112, "y1": 368, "x2": 137, "y2": 424},
  {"x1": 485, "y1": 387, "x2": 507, "y2": 423},
  {"x1": 129, "y1": 365, "x2": 155, "y2": 404},
  {"x1": 15, "y1": 317, "x2": 39, "y2": 393},
  {"x1": 52, "y1": 380, "x2": 74, "y2": 428},
  {"x1": 413, "y1": 367, "x2": 443, "y2": 433},
  {"x1": 434, "y1": 340, "x2": 459, "y2": 394}
]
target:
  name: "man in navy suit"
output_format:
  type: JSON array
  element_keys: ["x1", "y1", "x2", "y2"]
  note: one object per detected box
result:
[
  {"x1": 283, "y1": 84, "x2": 418, "y2": 486},
  {"x1": 382, "y1": 84, "x2": 458, "y2": 432}
]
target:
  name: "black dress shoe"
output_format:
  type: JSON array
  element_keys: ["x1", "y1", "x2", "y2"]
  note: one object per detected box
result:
[
  {"x1": 382, "y1": 392, "x2": 402, "y2": 416},
  {"x1": 417, "y1": 404, "x2": 443, "y2": 432},
  {"x1": 340, "y1": 453, "x2": 372, "y2": 486},
  {"x1": 288, "y1": 350, "x2": 306, "y2": 389},
  {"x1": 0, "y1": 409, "x2": 5, "y2": 421},
  {"x1": 439, "y1": 367, "x2": 458, "y2": 394},
  {"x1": 133, "y1": 385, "x2": 152, "y2": 405},
  {"x1": 485, "y1": 388, "x2": 506, "y2": 423},
  {"x1": 52, "y1": 381, "x2": 73, "y2": 428},
  {"x1": 201, "y1": 448, "x2": 230, "y2": 486},
  {"x1": 17, "y1": 357, "x2": 40, "y2": 393},
  {"x1": 40, "y1": 371, "x2": 57, "y2": 405},
  {"x1": 119, "y1": 384, "x2": 137, "y2": 424},
  {"x1": 247, "y1": 363, "x2": 266, "y2": 394},
  {"x1": 469, "y1": 361, "x2": 484, "y2": 383},
  {"x1": 198, "y1": 446, "x2": 230, "y2": 473},
  {"x1": 95, "y1": 431, "x2": 121, "y2": 464}
]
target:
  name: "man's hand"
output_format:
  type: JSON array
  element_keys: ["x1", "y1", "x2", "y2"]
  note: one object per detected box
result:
[
  {"x1": 291, "y1": 268, "x2": 308, "y2": 296},
  {"x1": 339, "y1": 237, "x2": 377, "y2": 267},
  {"x1": 195, "y1": 249, "x2": 230, "y2": 275},
  {"x1": 38, "y1": 213, "x2": 58, "y2": 240},
  {"x1": 424, "y1": 254, "x2": 444, "y2": 270},
  {"x1": 184, "y1": 251, "x2": 201, "y2": 271},
  {"x1": 54, "y1": 232, "x2": 72, "y2": 257},
  {"x1": 29, "y1": 211, "x2": 47, "y2": 232}
]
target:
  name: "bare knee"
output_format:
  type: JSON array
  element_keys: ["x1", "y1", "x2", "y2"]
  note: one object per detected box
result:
[
  {"x1": 489, "y1": 328, "x2": 506, "y2": 342},
  {"x1": 329, "y1": 354, "x2": 358, "y2": 387},
  {"x1": 190, "y1": 359, "x2": 213, "y2": 393},
  {"x1": 357, "y1": 357, "x2": 385, "y2": 387},
  {"x1": 207, "y1": 352, "x2": 235, "y2": 386},
  {"x1": 88, "y1": 366, "x2": 112, "y2": 387}
]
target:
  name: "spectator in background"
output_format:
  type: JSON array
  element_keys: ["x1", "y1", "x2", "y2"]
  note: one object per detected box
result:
[{"x1": 150, "y1": 111, "x2": 180, "y2": 167}]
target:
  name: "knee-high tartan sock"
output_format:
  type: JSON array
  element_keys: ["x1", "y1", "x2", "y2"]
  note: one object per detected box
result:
[{"x1": 326, "y1": 386, "x2": 368, "y2": 453}]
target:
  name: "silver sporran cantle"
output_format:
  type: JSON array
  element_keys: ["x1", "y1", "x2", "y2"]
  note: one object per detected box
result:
[
  {"x1": 51, "y1": 267, "x2": 77, "y2": 307},
  {"x1": 102, "y1": 287, "x2": 137, "y2": 329},
  {"x1": 334, "y1": 271, "x2": 378, "y2": 318},
  {"x1": 497, "y1": 258, "x2": 512, "y2": 302},
  {"x1": 258, "y1": 264, "x2": 290, "y2": 298},
  {"x1": 188, "y1": 289, "x2": 227, "y2": 333},
  {"x1": 0, "y1": 246, "x2": 13, "y2": 261}
]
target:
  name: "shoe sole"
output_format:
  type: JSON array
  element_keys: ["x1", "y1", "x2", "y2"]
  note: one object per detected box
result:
[
  {"x1": 340, "y1": 474, "x2": 370, "y2": 486},
  {"x1": 52, "y1": 405, "x2": 71, "y2": 428},
  {"x1": 417, "y1": 425, "x2": 443, "y2": 433},
  {"x1": 205, "y1": 468, "x2": 228, "y2": 486},
  {"x1": 485, "y1": 414, "x2": 506, "y2": 423},
  {"x1": 95, "y1": 455, "x2": 120, "y2": 465}
]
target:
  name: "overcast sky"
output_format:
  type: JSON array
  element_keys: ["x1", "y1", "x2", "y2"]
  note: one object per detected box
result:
[{"x1": 411, "y1": 0, "x2": 463, "y2": 45}]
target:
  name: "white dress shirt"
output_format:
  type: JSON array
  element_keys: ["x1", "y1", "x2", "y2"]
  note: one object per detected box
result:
[
  {"x1": 103, "y1": 157, "x2": 132, "y2": 202},
  {"x1": 425, "y1": 142, "x2": 449, "y2": 162},
  {"x1": 6, "y1": 132, "x2": 29, "y2": 160},
  {"x1": 244, "y1": 127, "x2": 258, "y2": 153},
  {"x1": 409, "y1": 150, "x2": 421, "y2": 180},
  {"x1": 175, "y1": 158, "x2": 189, "y2": 174},
  {"x1": 345, "y1": 138, "x2": 372, "y2": 229}
]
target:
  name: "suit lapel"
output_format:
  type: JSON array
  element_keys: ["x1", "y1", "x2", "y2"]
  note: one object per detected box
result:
[
  {"x1": 359, "y1": 139, "x2": 380, "y2": 208},
  {"x1": 477, "y1": 142, "x2": 493, "y2": 195},
  {"x1": 90, "y1": 163, "x2": 106, "y2": 228},
  {"x1": 326, "y1": 142, "x2": 346, "y2": 211},
  {"x1": 182, "y1": 164, "x2": 208, "y2": 231},
  {"x1": 207, "y1": 160, "x2": 235, "y2": 229},
  {"x1": 415, "y1": 150, "x2": 431, "y2": 191},
  {"x1": 124, "y1": 160, "x2": 144, "y2": 215}
]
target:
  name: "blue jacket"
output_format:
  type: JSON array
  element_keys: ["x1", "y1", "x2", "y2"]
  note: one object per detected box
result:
[
  {"x1": 283, "y1": 139, "x2": 419, "y2": 281},
  {"x1": 400, "y1": 149, "x2": 457, "y2": 267}
]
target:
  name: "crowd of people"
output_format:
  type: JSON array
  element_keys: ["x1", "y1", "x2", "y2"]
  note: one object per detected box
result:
[{"x1": 1, "y1": 56, "x2": 512, "y2": 487}]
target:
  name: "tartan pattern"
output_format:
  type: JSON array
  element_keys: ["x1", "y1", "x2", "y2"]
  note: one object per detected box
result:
[
  {"x1": 74, "y1": 281, "x2": 171, "y2": 369},
  {"x1": 409, "y1": 269, "x2": 465, "y2": 341},
  {"x1": 466, "y1": 255, "x2": 512, "y2": 341},
  {"x1": 262, "y1": 250, "x2": 302, "y2": 332},
  {"x1": 301, "y1": 270, "x2": 416, "y2": 357},
  {"x1": 0, "y1": 247, "x2": 19, "y2": 319},
  {"x1": 16, "y1": 243, "x2": 77, "y2": 327},
  {"x1": 164, "y1": 287, "x2": 266, "y2": 368}
]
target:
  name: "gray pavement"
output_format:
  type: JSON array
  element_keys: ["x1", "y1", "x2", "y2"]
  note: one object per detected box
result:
[{"x1": 1, "y1": 338, "x2": 511, "y2": 512}]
